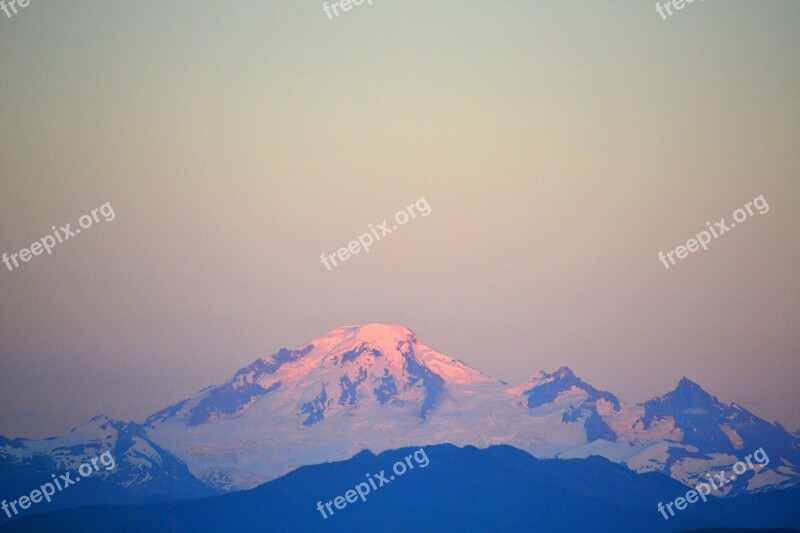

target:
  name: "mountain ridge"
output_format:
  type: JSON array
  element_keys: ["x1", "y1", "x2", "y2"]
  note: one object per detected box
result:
[
  {"x1": 3, "y1": 323, "x2": 799, "y2": 499},
  {"x1": 5, "y1": 444, "x2": 800, "y2": 533}
]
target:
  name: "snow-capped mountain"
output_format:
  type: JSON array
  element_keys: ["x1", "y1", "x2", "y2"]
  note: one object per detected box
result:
[
  {"x1": 143, "y1": 323, "x2": 507, "y2": 490},
  {"x1": 140, "y1": 323, "x2": 800, "y2": 494},
  {"x1": 4, "y1": 324, "x2": 798, "y2": 499},
  {"x1": 627, "y1": 377, "x2": 800, "y2": 493},
  {"x1": 0, "y1": 415, "x2": 214, "y2": 507}
]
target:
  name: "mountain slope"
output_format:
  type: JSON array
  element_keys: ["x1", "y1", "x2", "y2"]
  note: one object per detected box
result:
[{"x1": 0, "y1": 415, "x2": 215, "y2": 520}]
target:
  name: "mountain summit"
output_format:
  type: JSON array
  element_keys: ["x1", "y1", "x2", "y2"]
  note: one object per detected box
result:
[{"x1": 146, "y1": 323, "x2": 497, "y2": 431}]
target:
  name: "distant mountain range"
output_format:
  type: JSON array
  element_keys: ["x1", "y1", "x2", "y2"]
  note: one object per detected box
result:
[
  {"x1": 0, "y1": 415, "x2": 215, "y2": 517},
  {"x1": 4, "y1": 444, "x2": 800, "y2": 532},
  {"x1": 2, "y1": 323, "x2": 798, "y2": 519}
]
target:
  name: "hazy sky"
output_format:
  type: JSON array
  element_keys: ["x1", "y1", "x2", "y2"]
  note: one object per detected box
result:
[{"x1": 1, "y1": 1, "x2": 798, "y2": 438}]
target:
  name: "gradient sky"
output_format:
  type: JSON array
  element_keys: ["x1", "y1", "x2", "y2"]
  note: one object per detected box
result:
[{"x1": 1, "y1": 1, "x2": 798, "y2": 438}]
